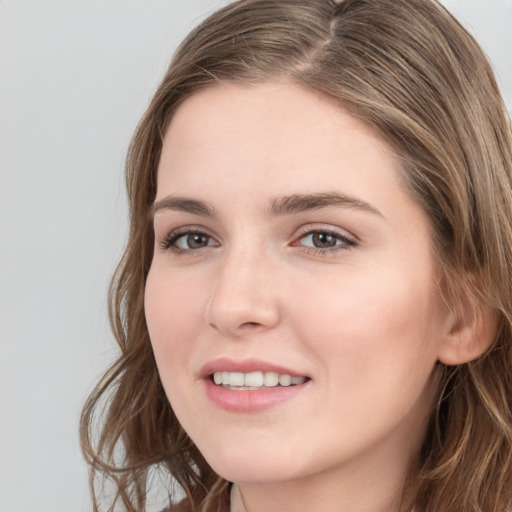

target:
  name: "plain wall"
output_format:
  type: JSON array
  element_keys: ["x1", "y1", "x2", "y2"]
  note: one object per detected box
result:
[{"x1": 0, "y1": 1, "x2": 510, "y2": 511}]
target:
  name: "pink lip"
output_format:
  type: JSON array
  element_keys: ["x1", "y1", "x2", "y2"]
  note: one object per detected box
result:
[{"x1": 200, "y1": 358, "x2": 310, "y2": 413}]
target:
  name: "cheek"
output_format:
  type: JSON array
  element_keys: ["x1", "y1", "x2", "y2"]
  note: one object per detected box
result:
[
  {"x1": 144, "y1": 265, "x2": 205, "y2": 379},
  {"x1": 290, "y1": 264, "x2": 442, "y2": 384}
]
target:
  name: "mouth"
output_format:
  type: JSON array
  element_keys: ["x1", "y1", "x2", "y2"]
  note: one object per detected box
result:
[
  {"x1": 200, "y1": 358, "x2": 311, "y2": 410},
  {"x1": 211, "y1": 371, "x2": 309, "y2": 390}
]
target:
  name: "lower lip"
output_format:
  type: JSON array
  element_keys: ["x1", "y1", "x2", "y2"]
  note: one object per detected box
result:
[{"x1": 203, "y1": 378, "x2": 310, "y2": 412}]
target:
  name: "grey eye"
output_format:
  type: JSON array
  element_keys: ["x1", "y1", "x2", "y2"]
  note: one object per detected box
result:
[{"x1": 300, "y1": 232, "x2": 344, "y2": 248}]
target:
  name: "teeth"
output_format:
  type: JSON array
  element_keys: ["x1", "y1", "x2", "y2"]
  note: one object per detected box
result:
[
  {"x1": 229, "y1": 372, "x2": 245, "y2": 386},
  {"x1": 264, "y1": 372, "x2": 279, "y2": 387},
  {"x1": 245, "y1": 371, "x2": 264, "y2": 387},
  {"x1": 212, "y1": 371, "x2": 307, "y2": 388},
  {"x1": 279, "y1": 374, "x2": 291, "y2": 386}
]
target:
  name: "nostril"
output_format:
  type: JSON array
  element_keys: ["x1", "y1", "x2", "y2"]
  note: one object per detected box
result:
[{"x1": 238, "y1": 321, "x2": 268, "y2": 332}]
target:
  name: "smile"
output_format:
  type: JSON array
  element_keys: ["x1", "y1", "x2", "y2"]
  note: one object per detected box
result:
[
  {"x1": 212, "y1": 371, "x2": 308, "y2": 389},
  {"x1": 201, "y1": 360, "x2": 311, "y2": 412}
]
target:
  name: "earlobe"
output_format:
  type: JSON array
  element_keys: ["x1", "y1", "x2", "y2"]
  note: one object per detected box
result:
[{"x1": 437, "y1": 290, "x2": 497, "y2": 366}]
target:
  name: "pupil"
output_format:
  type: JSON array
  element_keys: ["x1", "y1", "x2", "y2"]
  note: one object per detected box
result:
[
  {"x1": 188, "y1": 234, "x2": 207, "y2": 248},
  {"x1": 313, "y1": 232, "x2": 336, "y2": 248}
]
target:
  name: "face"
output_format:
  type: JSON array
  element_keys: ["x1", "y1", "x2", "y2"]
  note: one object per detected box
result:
[{"x1": 145, "y1": 83, "x2": 451, "y2": 487}]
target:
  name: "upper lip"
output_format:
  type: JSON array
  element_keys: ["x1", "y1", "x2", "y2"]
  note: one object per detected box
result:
[{"x1": 199, "y1": 358, "x2": 309, "y2": 379}]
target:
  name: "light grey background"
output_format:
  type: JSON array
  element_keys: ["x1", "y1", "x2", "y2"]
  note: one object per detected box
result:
[{"x1": 0, "y1": 1, "x2": 510, "y2": 511}]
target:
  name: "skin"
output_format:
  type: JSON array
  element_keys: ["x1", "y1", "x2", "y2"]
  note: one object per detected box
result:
[{"x1": 145, "y1": 82, "x2": 457, "y2": 512}]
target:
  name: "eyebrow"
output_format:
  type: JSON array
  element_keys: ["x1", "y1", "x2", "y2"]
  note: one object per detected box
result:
[
  {"x1": 269, "y1": 192, "x2": 384, "y2": 218},
  {"x1": 149, "y1": 191, "x2": 383, "y2": 219},
  {"x1": 150, "y1": 196, "x2": 217, "y2": 218}
]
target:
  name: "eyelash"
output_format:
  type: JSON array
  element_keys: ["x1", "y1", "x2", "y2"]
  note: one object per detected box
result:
[
  {"x1": 159, "y1": 227, "x2": 357, "y2": 255},
  {"x1": 160, "y1": 227, "x2": 218, "y2": 254},
  {"x1": 294, "y1": 229, "x2": 357, "y2": 254}
]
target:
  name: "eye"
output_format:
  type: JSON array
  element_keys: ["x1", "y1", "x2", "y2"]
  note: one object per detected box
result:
[
  {"x1": 175, "y1": 233, "x2": 214, "y2": 249},
  {"x1": 160, "y1": 228, "x2": 219, "y2": 252},
  {"x1": 295, "y1": 229, "x2": 356, "y2": 252}
]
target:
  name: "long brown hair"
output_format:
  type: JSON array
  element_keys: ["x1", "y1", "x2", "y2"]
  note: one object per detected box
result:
[{"x1": 80, "y1": 0, "x2": 512, "y2": 510}]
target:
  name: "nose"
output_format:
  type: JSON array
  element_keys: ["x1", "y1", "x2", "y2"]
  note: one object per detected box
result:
[{"x1": 205, "y1": 246, "x2": 281, "y2": 337}]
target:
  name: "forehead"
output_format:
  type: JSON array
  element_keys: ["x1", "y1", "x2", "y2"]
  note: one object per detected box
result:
[
  {"x1": 158, "y1": 82, "x2": 400, "y2": 197},
  {"x1": 166, "y1": 81, "x2": 380, "y2": 147}
]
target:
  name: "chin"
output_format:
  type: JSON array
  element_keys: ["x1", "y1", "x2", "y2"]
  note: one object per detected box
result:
[
  {"x1": 200, "y1": 441, "x2": 302, "y2": 484},
  {"x1": 212, "y1": 462, "x2": 297, "y2": 486}
]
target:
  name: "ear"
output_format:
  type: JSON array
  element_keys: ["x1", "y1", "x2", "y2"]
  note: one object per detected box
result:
[{"x1": 437, "y1": 288, "x2": 497, "y2": 366}]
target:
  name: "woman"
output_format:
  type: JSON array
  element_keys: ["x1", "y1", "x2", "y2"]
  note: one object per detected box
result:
[{"x1": 81, "y1": 0, "x2": 512, "y2": 510}]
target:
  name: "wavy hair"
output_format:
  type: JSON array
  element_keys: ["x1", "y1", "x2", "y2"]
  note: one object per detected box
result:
[{"x1": 80, "y1": 0, "x2": 512, "y2": 510}]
